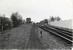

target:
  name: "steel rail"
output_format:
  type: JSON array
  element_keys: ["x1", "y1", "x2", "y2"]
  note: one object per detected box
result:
[{"x1": 38, "y1": 25, "x2": 73, "y2": 43}]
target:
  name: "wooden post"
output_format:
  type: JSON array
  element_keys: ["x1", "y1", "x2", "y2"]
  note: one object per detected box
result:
[{"x1": 40, "y1": 31, "x2": 42, "y2": 38}]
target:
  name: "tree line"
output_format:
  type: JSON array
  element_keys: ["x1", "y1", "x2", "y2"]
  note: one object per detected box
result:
[
  {"x1": 49, "y1": 16, "x2": 61, "y2": 22},
  {"x1": 0, "y1": 12, "x2": 24, "y2": 31}
]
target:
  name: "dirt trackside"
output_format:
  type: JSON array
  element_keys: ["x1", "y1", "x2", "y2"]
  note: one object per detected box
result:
[{"x1": 0, "y1": 24, "x2": 32, "y2": 49}]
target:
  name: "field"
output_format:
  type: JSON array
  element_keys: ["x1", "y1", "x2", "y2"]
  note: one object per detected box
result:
[{"x1": 0, "y1": 24, "x2": 32, "y2": 49}]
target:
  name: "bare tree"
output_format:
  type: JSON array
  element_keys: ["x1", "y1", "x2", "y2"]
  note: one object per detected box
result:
[
  {"x1": 56, "y1": 16, "x2": 61, "y2": 21},
  {"x1": 50, "y1": 16, "x2": 55, "y2": 22},
  {"x1": 0, "y1": 15, "x2": 12, "y2": 31}
]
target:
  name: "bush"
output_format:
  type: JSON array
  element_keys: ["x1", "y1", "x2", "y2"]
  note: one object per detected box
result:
[
  {"x1": 0, "y1": 16, "x2": 12, "y2": 31},
  {"x1": 11, "y1": 12, "x2": 22, "y2": 27}
]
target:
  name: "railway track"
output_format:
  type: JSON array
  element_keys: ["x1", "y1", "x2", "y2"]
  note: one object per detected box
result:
[
  {"x1": 38, "y1": 25, "x2": 73, "y2": 44},
  {"x1": 47, "y1": 25, "x2": 72, "y2": 37},
  {"x1": 48, "y1": 25, "x2": 73, "y2": 35}
]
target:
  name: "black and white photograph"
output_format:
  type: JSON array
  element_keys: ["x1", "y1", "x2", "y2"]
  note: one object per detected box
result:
[{"x1": 0, "y1": 0, "x2": 73, "y2": 50}]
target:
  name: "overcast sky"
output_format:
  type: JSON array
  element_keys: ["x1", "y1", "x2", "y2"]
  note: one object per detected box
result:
[{"x1": 0, "y1": 0, "x2": 72, "y2": 22}]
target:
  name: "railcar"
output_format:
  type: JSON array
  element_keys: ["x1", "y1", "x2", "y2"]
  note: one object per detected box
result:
[{"x1": 26, "y1": 18, "x2": 31, "y2": 23}]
